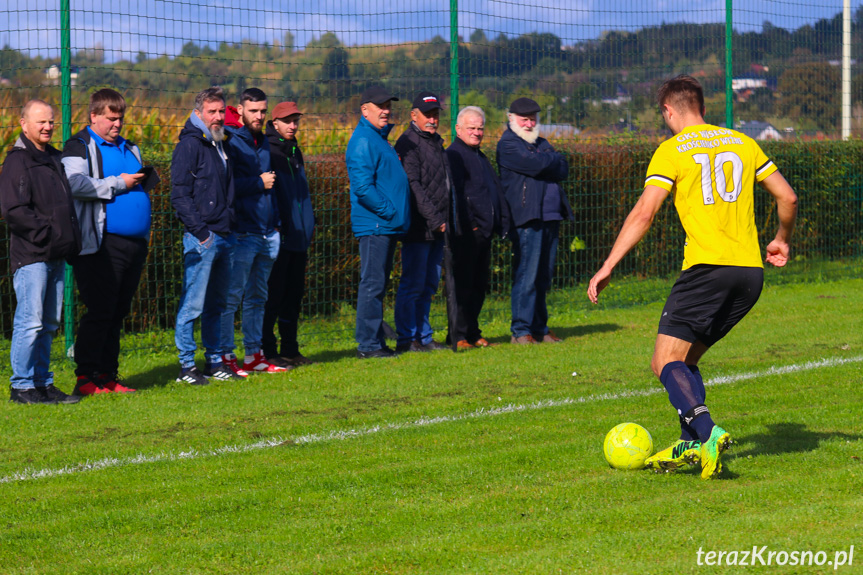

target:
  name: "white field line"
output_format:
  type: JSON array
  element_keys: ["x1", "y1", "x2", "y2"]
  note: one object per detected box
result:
[{"x1": 2, "y1": 355, "x2": 861, "y2": 484}]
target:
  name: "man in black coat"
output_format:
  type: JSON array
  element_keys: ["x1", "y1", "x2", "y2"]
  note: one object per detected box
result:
[
  {"x1": 497, "y1": 97, "x2": 573, "y2": 345},
  {"x1": 393, "y1": 91, "x2": 453, "y2": 352},
  {"x1": 0, "y1": 100, "x2": 81, "y2": 404},
  {"x1": 446, "y1": 106, "x2": 510, "y2": 349}
]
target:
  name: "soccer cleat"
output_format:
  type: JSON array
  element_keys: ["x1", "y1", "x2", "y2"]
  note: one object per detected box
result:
[
  {"x1": 96, "y1": 373, "x2": 136, "y2": 393},
  {"x1": 243, "y1": 351, "x2": 288, "y2": 373},
  {"x1": 176, "y1": 366, "x2": 209, "y2": 386},
  {"x1": 39, "y1": 385, "x2": 82, "y2": 404},
  {"x1": 222, "y1": 354, "x2": 249, "y2": 378},
  {"x1": 73, "y1": 375, "x2": 109, "y2": 396},
  {"x1": 701, "y1": 426, "x2": 732, "y2": 480},
  {"x1": 644, "y1": 439, "x2": 701, "y2": 472},
  {"x1": 203, "y1": 363, "x2": 243, "y2": 381}
]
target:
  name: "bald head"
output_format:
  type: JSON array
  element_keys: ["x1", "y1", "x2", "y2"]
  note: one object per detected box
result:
[{"x1": 20, "y1": 100, "x2": 55, "y2": 151}]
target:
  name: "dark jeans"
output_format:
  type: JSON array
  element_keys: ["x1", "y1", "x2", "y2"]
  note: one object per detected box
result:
[
  {"x1": 451, "y1": 231, "x2": 492, "y2": 343},
  {"x1": 71, "y1": 232, "x2": 148, "y2": 376},
  {"x1": 262, "y1": 248, "x2": 308, "y2": 358},
  {"x1": 510, "y1": 221, "x2": 560, "y2": 337},
  {"x1": 356, "y1": 234, "x2": 397, "y2": 352}
]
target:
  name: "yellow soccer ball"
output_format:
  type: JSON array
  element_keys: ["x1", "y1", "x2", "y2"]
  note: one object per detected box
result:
[{"x1": 603, "y1": 422, "x2": 654, "y2": 470}]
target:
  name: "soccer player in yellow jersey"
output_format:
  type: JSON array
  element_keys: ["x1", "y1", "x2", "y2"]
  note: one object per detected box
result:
[{"x1": 587, "y1": 75, "x2": 798, "y2": 479}]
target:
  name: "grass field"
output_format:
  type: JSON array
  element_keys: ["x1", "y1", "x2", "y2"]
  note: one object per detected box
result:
[{"x1": 1, "y1": 278, "x2": 861, "y2": 574}]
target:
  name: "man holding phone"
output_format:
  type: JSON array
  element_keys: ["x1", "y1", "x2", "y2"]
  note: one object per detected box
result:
[{"x1": 62, "y1": 88, "x2": 151, "y2": 395}]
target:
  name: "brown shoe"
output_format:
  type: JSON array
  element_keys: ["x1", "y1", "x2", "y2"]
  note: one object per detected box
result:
[
  {"x1": 473, "y1": 338, "x2": 490, "y2": 347},
  {"x1": 286, "y1": 354, "x2": 315, "y2": 366},
  {"x1": 539, "y1": 330, "x2": 562, "y2": 343},
  {"x1": 456, "y1": 340, "x2": 475, "y2": 350},
  {"x1": 511, "y1": 334, "x2": 539, "y2": 345}
]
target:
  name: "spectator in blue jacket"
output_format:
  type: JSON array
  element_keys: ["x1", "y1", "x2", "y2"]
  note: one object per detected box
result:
[
  {"x1": 497, "y1": 97, "x2": 573, "y2": 345},
  {"x1": 62, "y1": 88, "x2": 148, "y2": 395},
  {"x1": 346, "y1": 86, "x2": 411, "y2": 359},
  {"x1": 262, "y1": 101, "x2": 315, "y2": 367},
  {"x1": 171, "y1": 86, "x2": 237, "y2": 385},
  {"x1": 220, "y1": 88, "x2": 287, "y2": 375}
]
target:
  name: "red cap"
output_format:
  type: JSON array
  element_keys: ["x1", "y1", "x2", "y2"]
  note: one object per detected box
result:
[{"x1": 272, "y1": 101, "x2": 303, "y2": 120}]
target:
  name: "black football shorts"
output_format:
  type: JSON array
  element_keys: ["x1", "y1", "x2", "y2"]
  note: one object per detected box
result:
[{"x1": 657, "y1": 264, "x2": 764, "y2": 347}]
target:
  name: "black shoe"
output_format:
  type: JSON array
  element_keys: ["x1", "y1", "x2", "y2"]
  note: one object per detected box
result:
[
  {"x1": 176, "y1": 366, "x2": 209, "y2": 385},
  {"x1": 356, "y1": 347, "x2": 397, "y2": 359},
  {"x1": 203, "y1": 363, "x2": 242, "y2": 381},
  {"x1": 265, "y1": 356, "x2": 296, "y2": 370},
  {"x1": 422, "y1": 340, "x2": 448, "y2": 351},
  {"x1": 10, "y1": 387, "x2": 49, "y2": 404},
  {"x1": 395, "y1": 341, "x2": 427, "y2": 353},
  {"x1": 39, "y1": 385, "x2": 81, "y2": 404}
]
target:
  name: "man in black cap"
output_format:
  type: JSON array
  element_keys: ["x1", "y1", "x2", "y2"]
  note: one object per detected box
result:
[
  {"x1": 392, "y1": 91, "x2": 453, "y2": 352},
  {"x1": 496, "y1": 97, "x2": 572, "y2": 344},
  {"x1": 345, "y1": 86, "x2": 411, "y2": 358}
]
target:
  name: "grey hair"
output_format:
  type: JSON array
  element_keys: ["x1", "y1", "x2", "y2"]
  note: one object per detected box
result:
[
  {"x1": 194, "y1": 86, "x2": 225, "y2": 113},
  {"x1": 457, "y1": 106, "x2": 486, "y2": 124}
]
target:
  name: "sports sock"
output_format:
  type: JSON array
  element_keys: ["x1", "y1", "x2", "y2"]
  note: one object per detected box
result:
[
  {"x1": 676, "y1": 365, "x2": 705, "y2": 441},
  {"x1": 660, "y1": 361, "x2": 716, "y2": 443}
]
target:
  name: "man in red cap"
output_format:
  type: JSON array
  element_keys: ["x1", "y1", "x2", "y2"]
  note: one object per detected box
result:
[{"x1": 262, "y1": 102, "x2": 315, "y2": 367}]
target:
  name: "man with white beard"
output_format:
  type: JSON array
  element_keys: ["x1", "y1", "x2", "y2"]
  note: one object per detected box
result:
[
  {"x1": 496, "y1": 97, "x2": 572, "y2": 345},
  {"x1": 171, "y1": 86, "x2": 238, "y2": 385}
]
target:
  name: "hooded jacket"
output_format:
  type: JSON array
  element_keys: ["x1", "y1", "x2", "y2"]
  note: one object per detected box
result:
[
  {"x1": 265, "y1": 121, "x2": 314, "y2": 252},
  {"x1": 224, "y1": 121, "x2": 279, "y2": 235},
  {"x1": 170, "y1": 112, "x2": 235, "y2": 241},
  {"x1": 394, "y1": 122, "x2": 452, "y2": 243},
  {"x1": 61, "y1": 127, "x2": 146, "y2": 254},
  {"x1": 0, "y1": 135, "x2": 81, "y2": 272},
  {"x1": 496, "y1": 125, "x2": 573, "y2": 228},
  {"x1": 446, "y1": 136, "x2": 510, "y2": 239},
  {"x1": 345, "y1": 116, "x2": 410, "y2": 237}
]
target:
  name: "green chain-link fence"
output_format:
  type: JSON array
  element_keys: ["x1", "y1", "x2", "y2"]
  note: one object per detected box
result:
[{"x1": 1, "y1": 0, "x2": 862, "y2": 354}]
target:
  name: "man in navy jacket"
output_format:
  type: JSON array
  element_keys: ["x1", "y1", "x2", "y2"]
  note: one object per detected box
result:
[
  {"x1": 171, "y1": 86, "x2": 237, "y2": 385},
  {"x1": 497, "y1": 97, "x2": 573, "y2": 345},
  {"x1": 346, "y1": 86, "x2": 410, "y2": 358}
]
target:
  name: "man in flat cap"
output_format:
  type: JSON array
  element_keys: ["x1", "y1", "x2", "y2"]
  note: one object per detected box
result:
[
  {"x1": 346, "y1": 86, "x2": 411, "y2": 358},
  {"x1": 262, "y1": 101, "x2": 315, "y2": 367},
  {"x1": 392, "y1": 91, "x2": 452, "y2": 352},
  {"x1": 497, "y1": 97, "x2": 572, "y2": 344}
]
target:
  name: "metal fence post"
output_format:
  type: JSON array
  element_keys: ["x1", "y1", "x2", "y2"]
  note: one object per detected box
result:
[
  {"x1": 449, "y1": 0, "x2": 459, "y2": 137},
  {"x1": 61, "y1": 0, "x2": 75, "y2": 358},
  {"x1": 725, "y1": 0, "x2": 733, "y2": 130}
]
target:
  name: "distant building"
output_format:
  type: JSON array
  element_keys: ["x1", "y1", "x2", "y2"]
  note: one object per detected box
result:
[
  {"x1": 732, "y1": 77, "x2": 768, "y2": 92},
  {"x1": 736, "y1": 121, "x2": 783, "y2": 141},
  {"x1": 45, "y1": 65, "x2": 78, "y2": 87},
  {"x1": 543, "y1": 124, "x2": 580, "y2": 137}
]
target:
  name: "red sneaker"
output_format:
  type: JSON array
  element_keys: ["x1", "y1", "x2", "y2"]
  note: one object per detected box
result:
[
  {"x1": 73, "y1": 375, "x2": 109, "y2": 396},
  {"x1": 243, "y1": 351, "x2": 288, "y2": 373},
  {"x1": 97, "y1": 373, "x2": 136, "y2": 393},
  {"x1": 222, "y1": 354, "x2": 249, "y2": 378}
]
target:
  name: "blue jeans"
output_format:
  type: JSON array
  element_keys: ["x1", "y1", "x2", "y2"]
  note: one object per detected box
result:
[
  {"x1": 175, "y1": 232, "x2": 235, "y2": 368},
  {"x1": 356, "y1": 234, "x2": 397, "y2": 352},
  {"x1": 221, "y1": 231, "x2": 280, "y2": 357},
  {"x1": 9, "y1": 261, "x2": 65, "y2": 390},
  {"x1": 511, "y1": 221, "x2": 560, "y2": 337},
  {"x1": 395, "y1": 238, "x2": 444, "y2": 346}
]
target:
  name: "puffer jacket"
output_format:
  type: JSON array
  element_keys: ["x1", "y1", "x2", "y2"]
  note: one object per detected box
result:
[
  {"x1": 170, "y1": 113, "x2": 235, "y2": 241},
  {"x1": 266, "y1": 121, "x2": 314, "y2": 252},
  {"x1": 0, "y1": 135, "x2": 81, "y2": 272},
  {"x1": 345, "y1": 116, "x2": 410, "y2": 237},
  {"x1": 496, "y1": 125, "x2": 573, "y2": 228},
  {"x1": 394, "y1": 122, "x2": 452, "y2": 242}
]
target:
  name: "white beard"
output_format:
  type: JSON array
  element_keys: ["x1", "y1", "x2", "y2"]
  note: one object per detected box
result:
[
  {"x1": 510, "y1": 121, "x2": 540, "y2": 145},
  {"x1": 210, "y1": 124, "x2": 226, "y2": 142}
]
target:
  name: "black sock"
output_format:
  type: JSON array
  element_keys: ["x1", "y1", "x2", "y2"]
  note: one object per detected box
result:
[
  {"x1": 660, "y1": 361, "x2": 715, "y2": 443},
  {"x1": 677, "y1": 365, "x2": 705, "y2": 441}
]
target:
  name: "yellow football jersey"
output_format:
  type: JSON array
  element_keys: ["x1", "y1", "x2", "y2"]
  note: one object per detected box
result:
[{"x1": 645, "y1": 124, "x2": 777, "y2": 270}]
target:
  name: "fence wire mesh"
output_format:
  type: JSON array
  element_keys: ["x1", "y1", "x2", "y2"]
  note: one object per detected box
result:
[{"x1": 1, "y1": 0, "x2": 862, "y2": 352}]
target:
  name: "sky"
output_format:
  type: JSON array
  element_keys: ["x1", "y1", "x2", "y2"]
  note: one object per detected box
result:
[{"x1": 1, "y1": 0, "x2": 860, "y2": 63}]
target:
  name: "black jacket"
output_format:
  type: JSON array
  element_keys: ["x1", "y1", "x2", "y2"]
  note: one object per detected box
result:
[
  {"x1": 446, "y1": 136, "x2": 510, "y2": 239},
  {"x1": 496, "y1": 125, "x2": 573, "y2": 228},
  {"x1": 0, "y1": 136, "x2": 81, "y2": 273},
  {"x1": 171, "y1": 114, "x2": 235, "y2": 241},
  {"x1": 266, "y1": 121, "x2": 315, "y2": 252},
  {"x1": 394, "y1": 122, "x2": 453, "y2": 242}
]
